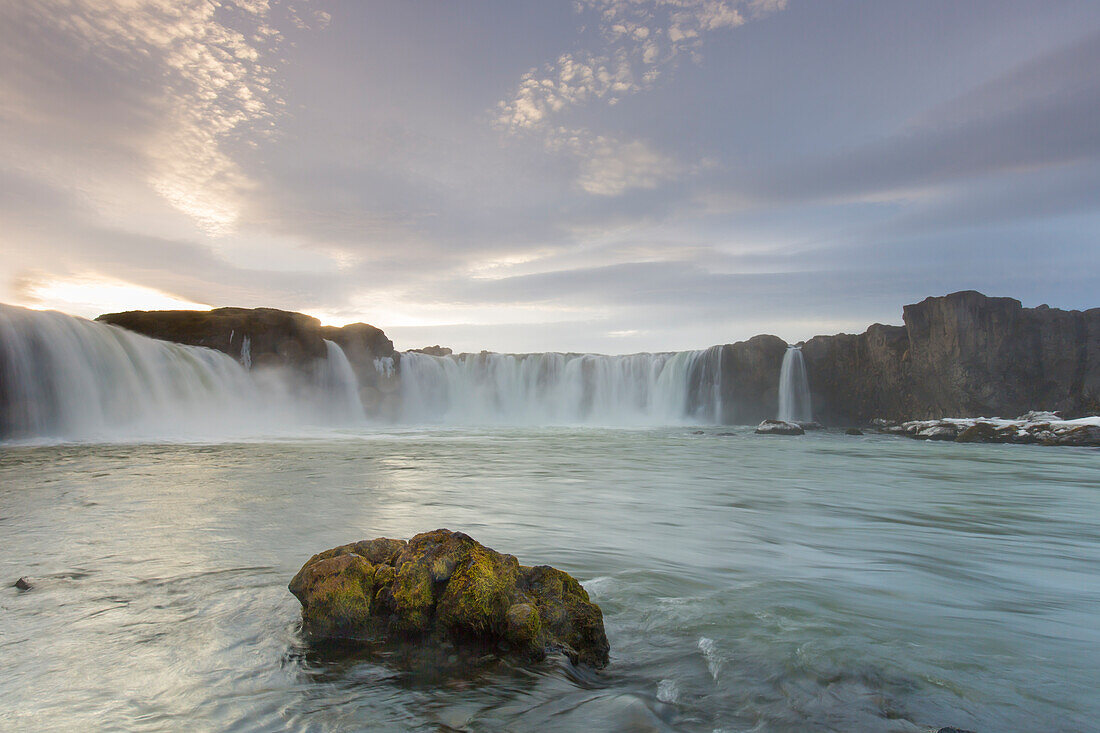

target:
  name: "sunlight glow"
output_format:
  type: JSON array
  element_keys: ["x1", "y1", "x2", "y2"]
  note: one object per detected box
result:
[{"x1": 16, "y1": 274, "x2": 212, "y2": 319}]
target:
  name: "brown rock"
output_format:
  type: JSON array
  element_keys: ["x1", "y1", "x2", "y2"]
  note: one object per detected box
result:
[{"x1": 288, "y1": 529, "x2": 610, "y2": 668}]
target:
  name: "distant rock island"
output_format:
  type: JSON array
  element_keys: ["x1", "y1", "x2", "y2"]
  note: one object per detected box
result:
[{"x1": 97, "y1": 291, "x2": 1099, "y2": 425}]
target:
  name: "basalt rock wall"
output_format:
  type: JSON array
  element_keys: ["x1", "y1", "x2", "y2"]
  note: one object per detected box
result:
[
  {"x1": 716, "y1": 335, "x2": 788, "y2": 424},
  {"x1": 797, "y1": 292, "x2": 1100, "y2": 424}
]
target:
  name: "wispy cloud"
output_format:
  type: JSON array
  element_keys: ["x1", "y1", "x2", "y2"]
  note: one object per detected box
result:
[
  {"x1": 26, "y1": 0, "x2": 320, "y2": 235},
  {"x1": 495, "y1": 0, "x2": 787, "y2": 133},
  {"x1": 493, "y1": 0, "x2": 785, "y2": 196}
]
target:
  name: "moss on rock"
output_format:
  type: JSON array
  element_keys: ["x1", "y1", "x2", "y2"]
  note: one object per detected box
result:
[
  {"x1": 288, "y1": 553, "x2": 377, "y2": 639},
  {"x1": 288, "y1": 529, "x2": 610, "y2": 668}
]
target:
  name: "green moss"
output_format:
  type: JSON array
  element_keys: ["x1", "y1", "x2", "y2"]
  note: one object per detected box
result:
[
  {"x1": 289, "y1": 530, "x2": 610, "y2": 667},
  {"x1": 293, "y1": 554, "x2": 376, "y2": 639},
  {"x1": 391, "y1": 560, "x2": 435, "y2": 631},
  {"x1": 438, "y1": 546, "x2": 519, "y2": 633}
]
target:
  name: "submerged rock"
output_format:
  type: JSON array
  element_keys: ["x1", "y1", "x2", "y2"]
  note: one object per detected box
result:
[
  {"x1": 289, "y1": 529, "x2": 610, "y2": 668},
  {"x1": 845, "y1": 428, "x2": 864, "y2": 436},
  {"x1": 754, "y1": 419, "x2": 805, "y2": 436}
]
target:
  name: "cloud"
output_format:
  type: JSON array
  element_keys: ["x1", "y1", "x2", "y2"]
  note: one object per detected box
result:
[
  {"x1": 492, "y1": 0, "x2": 785, "y2": 198},
  {"x1": 494, "y1": 0, "x2": 787, "y2": 133},
  {"x1": 3, "y1": 0, "x2": 317, "y2": 235},
  {"x1": 574, "y1": 136, "x2": 680, "y2": 195},
  {"x1": 717, "y1": 30, "x2": 1100, "y2": 210}
]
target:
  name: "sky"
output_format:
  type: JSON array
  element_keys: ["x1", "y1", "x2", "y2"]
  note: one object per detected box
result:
[{"x1": 1, "y1": 0, "x2": 1098, "y2": 353}]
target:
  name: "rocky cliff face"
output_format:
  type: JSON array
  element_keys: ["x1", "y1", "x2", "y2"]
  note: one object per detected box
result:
[
  {"x1": 98, "y1": 308, "x2": 329, "y2": 369},
  {"x1": 796, "y1": 291, "x2": 1100, "y2": 424},
  {"x1": 715, "y1": 335, "x2": 788, "y2": 424}
]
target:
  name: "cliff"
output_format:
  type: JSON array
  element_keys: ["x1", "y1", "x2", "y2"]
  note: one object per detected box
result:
[
  {"x1": 797, "y1": 291, "x2": 1100, "y2": 424},
  {"x1": 93, "y1": 293, "x2": 1100, "y2": 426}
]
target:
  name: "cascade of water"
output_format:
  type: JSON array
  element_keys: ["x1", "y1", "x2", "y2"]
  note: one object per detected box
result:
[
  {"x1": 320, "y1": 340, "x2": 365, "y2": 422},
  {"x1": 240, "y1": 335, "x2": 252, "y2": 369},
  {"x1": 0, "y1": 305, "x2": 370, "y2": 441},
  {"x1": 777, "y1": 345, "x2": 813, "y2": 423},
  {"x1": 0, "y1": 303, "x2": 742, "y2": 436},
  {"x1": 398, "y1": 348, "x2": 725, "y2": 425}
]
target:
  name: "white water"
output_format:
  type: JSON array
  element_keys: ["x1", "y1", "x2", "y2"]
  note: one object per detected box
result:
[
  {"x1": 1, "y1": 304, "x2": 734, "y2": 437},
  {"x1": 319, "y1": 340, "x2": 366, "y2": 423},
  {"x1": 0, "y1": 305, "x2": 364, "y2": 441},
  {"x1": 777, "y1": 345, "x2": 812, "y2": 423},
  {"x1": 398, "y1": 348, "x2": 724, "y2": 425}
]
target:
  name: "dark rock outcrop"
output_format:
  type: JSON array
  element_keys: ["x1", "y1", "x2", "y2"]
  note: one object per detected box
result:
[
  {"x1": 289, "y1": 529, "x2": 610, "y2": 668},
  {"x1": 410, "y1": 345, "x2": 453, "y2": 356},
  {"x1": 97, "y1": 307, "x2": 329, "y2": 369},
  {"x1": 715, "y1": 335, "x2": 788, "y2": 424}
]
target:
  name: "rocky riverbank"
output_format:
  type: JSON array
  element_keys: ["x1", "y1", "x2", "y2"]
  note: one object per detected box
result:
[{"x1": 873, "y1": 413, "x2": 1100, "y2": 446}]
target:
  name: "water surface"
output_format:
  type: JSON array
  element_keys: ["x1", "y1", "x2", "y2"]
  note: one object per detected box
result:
[{"x1": 2, "y1": 428, "x2": 1098, "y2": 731}]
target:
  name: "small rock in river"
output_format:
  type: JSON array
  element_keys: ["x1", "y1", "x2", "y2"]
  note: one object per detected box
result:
[{"x1": 13, "y1": 577, "x2": 32, "y2": 591}]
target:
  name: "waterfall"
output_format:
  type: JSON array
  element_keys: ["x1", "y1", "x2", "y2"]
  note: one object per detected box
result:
[
  {"x1": 0, "y1": 305, "x2": 367, "y2": 441},
  {"x1": 1, "y1": 303, "x2": 738, "y2": 438},
  {"x1": 398, "y1": 348, "x2": 724, "y2": 425},
  {"x1": 778, "y1": 345, "x2": 812, "y2": 423},
  {"x1": 319, "y1": 340, "x2": 365, "y2": 423}
]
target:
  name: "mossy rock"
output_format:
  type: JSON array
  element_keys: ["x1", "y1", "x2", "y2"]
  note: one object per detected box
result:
[
  {"x1": 955, "y1": 422, "x2": 1000, "y2": 443},
  {"x1": 289, "y1": 529, "x2": 610, "y2": 668}
]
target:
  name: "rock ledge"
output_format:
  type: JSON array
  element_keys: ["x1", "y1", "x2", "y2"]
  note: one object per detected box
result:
[{"x1": 288, "y1": 529, "x2": 610, "y2": 668}]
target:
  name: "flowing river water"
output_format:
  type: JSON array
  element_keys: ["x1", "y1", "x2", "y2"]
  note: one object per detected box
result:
[{"x1": 2, "y1": 427, "x2": 1098, "y2": 732}]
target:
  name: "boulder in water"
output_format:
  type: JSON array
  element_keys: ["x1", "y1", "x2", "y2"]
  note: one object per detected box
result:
[
  {"x1": 754, "y1": 419, "x2": 805, "y2": 436},
  {"x1": 845, "y1": 427, "x2": 864, "y2": 436},
  {"x1": 288, "y1": 529, "x2": 610, "y2": 668},
  {"x1": 13, "y1": 577, "x2": 31, "y2": 591}
]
